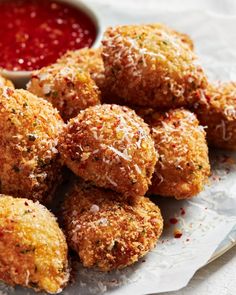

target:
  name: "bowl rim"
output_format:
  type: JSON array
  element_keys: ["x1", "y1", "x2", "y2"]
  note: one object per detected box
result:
[{"x1": 0, "y1": 0, "x2": 102, "y2": 78}]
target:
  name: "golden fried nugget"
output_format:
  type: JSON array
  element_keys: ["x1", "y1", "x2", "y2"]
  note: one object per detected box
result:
[
  {"x1": 195, "y1": 82, "x2": 236, "y2": 150},
  {"x1": 62, "y1": 182, "x2": 163, "y2": 271},
  {"x1": 103, "y1": 23, "x2": 194, "y2": 105},
  {"x1": 139, "y1": 108, "x2": 210, "y2": 199},
  {"x1": 0, "y1": 195, "x2": 69, "y2": 293},
  {"x1": 102, "y1": 24, "x2": 207, "y2": 108},
  {"x1": 59, "y1": 104, "x2": 157, "y2": 198},
  {"x1": 57, "y1": 48, "x2": 123, "y2": 105},
  {"x1": 57, "y1": 48, "x2": 105, "y2": 90},
  {"x1": 27, "y1": 63, "x2": 100, "y2": 121},
  {"x1": 147, "y1": 23, "x2": 194, "y2": 50},
  {"x1": 0, "y1": 88, "x2": 64, "y2": 202},
  {"x1": 0, "y1": 75, "x2": 14, "y2": 88}
]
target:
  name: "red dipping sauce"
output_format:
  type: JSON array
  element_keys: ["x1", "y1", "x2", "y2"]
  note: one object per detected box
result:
[{"x1": 0, "y1": 0, "x2": 97, "y2": 71}]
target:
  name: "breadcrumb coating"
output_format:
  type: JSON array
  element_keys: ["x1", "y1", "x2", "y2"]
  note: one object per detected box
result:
[
  {"x1": 0, "y1": 88, "x2": 64, "y2": 202},
  {"x1": 138, "y1": 108, "x2": 210, "y2": 199},
  {"x1": 59, "y1": 104, "x2": 157, "y2": 199},
  {"x1": 62, "y1": 182, "x2": 163, "y2": 271},
  {"x1": 0, "y1": 195, "x2": 69, "y2": 293},
  {"x1": 0, "y1": 75, "x2": 14, "y2": 88},
  {"x1": 57, "y1": 48, "x2": 124, "y2": 105},
  {"x1": 195, "y1": 82, "x2": 236, "y2": 150},
  {"x1": 27, "y1": 63, "x2": 101, "y2": 121},
  {"x1": 102, "y1": 24, "x2": 207, "y2": 108},
  {"x1": 57, "y1": 48, "x2": 105, "y2": 90},
  {"x1": 146, "y1": 23, "x2": 194, "y2": 51}
]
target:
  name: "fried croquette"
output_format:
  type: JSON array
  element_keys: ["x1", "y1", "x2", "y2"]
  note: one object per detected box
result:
[
  {"x1": 0, "y1": 75, "x2": 14, "y2": 88},
  {"x1": 57, "y1": 48, "x2": 105, "y2": 90},
  {"x1": 147, "y1": 23, "x2": 194, "y2": 50},
  {"x1": 195, "y1": 82, "x2": 236, "y2": 150},
  {"x1": 102, "y1": 24, "x2": 207, "y2": 108},
  {"x1": 27, "y1": 63, "x2": 101, "y2": 121},
  {"x1": 139, "y1": 108, "x2": 210, "y2": 199},
  {"x1": 59, "y1": 104, "x2": 157, "y2": 199},
  {"x1": 0, "y1": 195, "x2": 69, "y2": 293},
  {"x1": 56, "y1": 48, "x2": 122, "y2": 105},
  {"x1": 0, "y1": 87, "x2": 64, "y2": 202},
  {"x1": 62, "y1": 182, "x2": 163, "y2": 271}
]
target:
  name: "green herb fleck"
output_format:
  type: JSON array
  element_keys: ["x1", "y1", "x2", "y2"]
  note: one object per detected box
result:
[
  {"x1": 52, "y1": 91, "x2": 58, "y2": 98},
  {"x1": 141, "y1": 229, "x2": 146, "y2": 236},
  {"x1": 24, "y1": 210, "x2": 32, "y2": 215},
  {"x1": 20, "y1": 247, "x2": 36, "y2": 254},
  {"x1": 162, "y1": 40, "x2": 169, "y2": 45}
]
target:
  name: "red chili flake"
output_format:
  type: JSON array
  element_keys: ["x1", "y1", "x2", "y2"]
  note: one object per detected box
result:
[
  {"x1": 114, "y1": 119, "x2": 120, "y2": 127},
  {"x1": 205, "y1": 94, "x2": 211, "y2": 102},
  {"x1": 174, "y1": 229, "x2": 182, "y2": 239},
  {"x1": 195, "y1": 90, "x2": 200, "y2": 99},
  {"x1": 174, "y1": 232, "x2": 182, "y2": 239},
  {"x1": 180, "y1": 207, "x2": 186, "y2": 215},
  {"x1": 169, "y1": 218, "x2": 178, "y2": 224},
  {"x1": 6, "y1": 88, "x2": 14, "y2": 96}
]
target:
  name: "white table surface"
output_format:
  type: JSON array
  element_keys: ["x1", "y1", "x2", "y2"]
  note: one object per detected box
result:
[{"x1": 85, "y1": 0, "x2": 236, "y2": 294}]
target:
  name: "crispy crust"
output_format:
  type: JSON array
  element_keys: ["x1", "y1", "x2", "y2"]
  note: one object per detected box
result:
[
  {"x1": 147, "y1": 23, "x2": 194, "y2": 51},
  {"x1": 27, "y1": 63, "x2": 101, "y2": 121},
  {"x1": 0, "y1": 195, "x2": 69, "y2": 293},
  {"x1": 57, "y1": 48, "x2": 105, "y2": 90},
  {"x1": 138, "y1": 108, "x2": 210, "y2": 199},
  {"x1": 0, "y1": 75, "x2": 14, "y2": 88},
  {"x1": 195, "y1": 82, "x2": 236, "y2": 150},
  {"x1": 0, "y1": 88, "x2": 64, "y2": 202},
  {"x1": 102, "y1": 24, "x2": 207, "y2": 108},
  {"x1": 57, "y1": 48, "x2": 124, "y2": 105},
  {"x1": 59, "y1": 104, "x2": 157, "y2": 199},
  {"x1": 62, "y1": 182, "x2": 163, "y2": 271}
]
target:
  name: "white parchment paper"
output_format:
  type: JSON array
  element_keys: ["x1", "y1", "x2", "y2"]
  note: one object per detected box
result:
[{"x1": 1, "y1": 4, "x2": 236, "y2": 295}]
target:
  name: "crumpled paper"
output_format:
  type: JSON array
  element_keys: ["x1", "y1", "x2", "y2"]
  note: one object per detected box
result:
[{"x1": 1, "y1": 5, "x2": 236, "y2": 295}]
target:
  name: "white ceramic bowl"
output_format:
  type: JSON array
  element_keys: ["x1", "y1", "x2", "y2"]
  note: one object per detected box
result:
[{"x1": 0, "y1": 0, "x2": 102, "y2": 88}]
